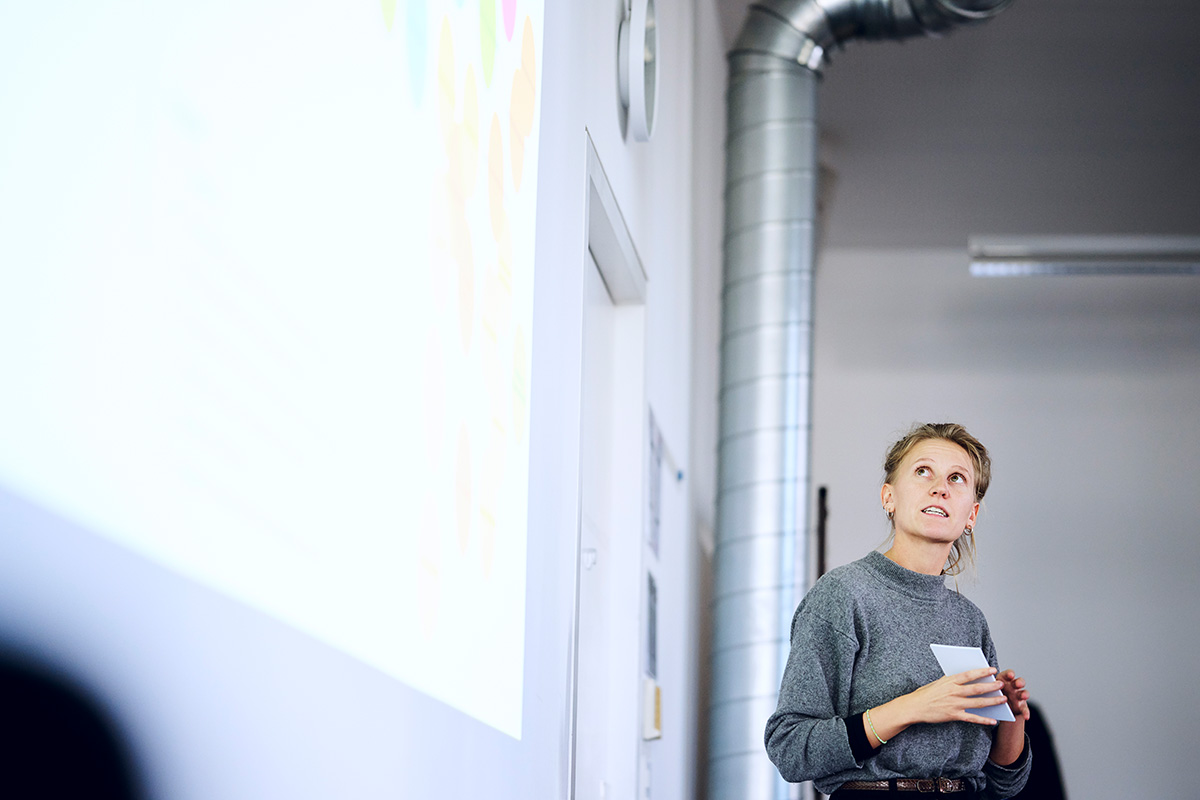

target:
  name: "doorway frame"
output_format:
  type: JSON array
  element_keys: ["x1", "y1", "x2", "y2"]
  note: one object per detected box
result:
[{"x1": 567, "y1": 130, "x2": 648, "y2": 800}]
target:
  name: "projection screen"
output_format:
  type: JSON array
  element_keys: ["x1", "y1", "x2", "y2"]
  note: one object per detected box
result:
[{"x1": 0, "y1": 0, "x2": 543, "y2": 739}]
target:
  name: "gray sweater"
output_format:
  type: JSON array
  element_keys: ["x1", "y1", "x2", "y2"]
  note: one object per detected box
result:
[{"x1": 764, "y1": 551, "x2": 1031, "y2": 798}]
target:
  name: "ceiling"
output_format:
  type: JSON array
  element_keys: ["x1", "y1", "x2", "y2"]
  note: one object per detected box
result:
[{"x1": 717, "y1": 0, "x2": 1200, "y2": 249}]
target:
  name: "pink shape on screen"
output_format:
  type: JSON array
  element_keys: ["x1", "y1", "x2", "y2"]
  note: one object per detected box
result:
[{"x1": 503, "y1": 0, "x2": 516, "y2": 40}]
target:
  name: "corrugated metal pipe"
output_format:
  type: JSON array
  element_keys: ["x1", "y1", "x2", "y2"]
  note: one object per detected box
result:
[{"x1": 708, "y1": 2, "x2": 1013, "y2": 799}]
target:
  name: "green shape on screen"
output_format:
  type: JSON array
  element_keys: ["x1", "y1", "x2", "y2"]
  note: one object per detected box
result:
[{"x1": 480, "y1": 0, "x2": 496, "y2": 87}]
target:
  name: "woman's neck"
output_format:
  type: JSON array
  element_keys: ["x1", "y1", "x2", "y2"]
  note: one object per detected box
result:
[{"x1": 883, "y1": 536, "x2": 953, "y2": 576}]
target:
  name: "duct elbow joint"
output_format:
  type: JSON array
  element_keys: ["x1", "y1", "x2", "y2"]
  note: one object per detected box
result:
[
  {"x1": 732, "y1": 0, "x2": 1015, "y2": 69},
  {"x1": 903, "y1": 0, "x2": 1015, "y2": 36}
]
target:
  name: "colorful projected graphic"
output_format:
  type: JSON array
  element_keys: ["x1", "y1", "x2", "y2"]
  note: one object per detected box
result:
[
  {"x1": 409, "y1": 3, "x2": 544, "y2": 736},
  {"x1": 0, "y1": 0, "x2": 543, "y2": 739}
]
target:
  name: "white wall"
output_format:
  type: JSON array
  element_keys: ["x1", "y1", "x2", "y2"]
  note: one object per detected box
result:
[
  {"x1": 809, "y1": 247, "x2": 1200, "y2": 799},
  {"x1": 541, "y1": 0, "x2": 717, "y2": 795},
  {"x1": 0, "y1": 1, "x2": 728, "y2": 799}
]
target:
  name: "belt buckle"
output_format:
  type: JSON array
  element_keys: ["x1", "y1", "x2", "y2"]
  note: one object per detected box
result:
[
  {"x1": 917, "y1": 779, "x2": 935, "y2": 793},
  {"x1": 936, "y1": 777, "x2": 956, "y2": 793}
]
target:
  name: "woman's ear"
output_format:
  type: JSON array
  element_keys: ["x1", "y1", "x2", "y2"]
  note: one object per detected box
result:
[{"x1": 880, "y1": 484, "x2": 893, "y2": 515}]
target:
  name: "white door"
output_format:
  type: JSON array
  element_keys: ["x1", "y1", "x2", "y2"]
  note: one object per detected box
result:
[
  {"x1": 574, "y1": 253, "x2": 618, "y2": 800},
  {"x1": 574, "y1": 250, "x2": 647, "y2": 800}
]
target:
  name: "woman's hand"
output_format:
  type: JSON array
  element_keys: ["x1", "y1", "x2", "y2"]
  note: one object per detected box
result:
[
  {"x1": 989, "y1": 669, "x2": 1029, "y2": 766},
  {"x1": 996, "y1": 669, "x2": 1030, "y2": 721},
  {"x1": 863, "y1": 667, "x2": 1007, "y2": 747},
  {"x1": 907, "y1": 667, "x2": 1008, "y2": 725}
]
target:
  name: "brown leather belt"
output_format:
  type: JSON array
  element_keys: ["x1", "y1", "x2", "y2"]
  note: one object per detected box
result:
[{"x1": 840, "y1": 778, "x2": 967, "y2": 793}]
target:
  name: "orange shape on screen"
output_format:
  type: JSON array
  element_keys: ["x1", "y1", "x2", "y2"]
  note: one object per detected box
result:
[
  {"x1": 488, "y1": 113, "x2": 507, "y2": 243},
  {"x1": 509, "y1": 17, "x2": 537, "y2": 191},
  {"x1": 520, "y1": 14, "x2": 536, "y2": 77}
]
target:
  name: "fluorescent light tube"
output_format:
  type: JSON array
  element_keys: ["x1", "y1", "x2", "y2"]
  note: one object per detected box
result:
[{"x1": 968, "y1": 235, "x2": 1200, "y2": 276}]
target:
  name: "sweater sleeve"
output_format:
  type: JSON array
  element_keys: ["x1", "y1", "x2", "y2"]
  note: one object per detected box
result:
[
  {"x1": 983, "y1": 736, "x2": 1032, "y2": 800},
  {"x1": 846, "y1": 712, "x2": 877, "y2": 763},
  {"x1": 764, "y1": 602, "x2": 863, "y2": 783}
]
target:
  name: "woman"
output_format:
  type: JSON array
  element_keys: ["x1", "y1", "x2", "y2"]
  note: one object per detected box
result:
[{"x1": 765, "y1": 423, "x2": 1031, "y2": 799}]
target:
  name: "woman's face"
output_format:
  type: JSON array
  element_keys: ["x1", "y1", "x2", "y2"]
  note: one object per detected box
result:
[{"x1": 881, "y1": 438, "x2": 979, "y2": 546}]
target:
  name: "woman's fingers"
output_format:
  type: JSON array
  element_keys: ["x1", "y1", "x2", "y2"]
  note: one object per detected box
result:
[
  {"x1": 998, "y1": 670, "x2": 1026, "y2": 691},
  {"x1": 962, "y1": 680, "x2": 1004, "y2": 696},
  {"x1": 954, "y1": 667, "x2": 997, "y2": 684},
  {"x1": 965, "y1": 691, "x2": 1008, "y2": 708}
]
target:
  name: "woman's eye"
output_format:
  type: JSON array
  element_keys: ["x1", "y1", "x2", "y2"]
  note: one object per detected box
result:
[
  {"x1": 950, "y1": 473, "x2": 965, "y2": 484},
  {"x1": 916, "y1": 466, "x2": 930, "y2": 476}
]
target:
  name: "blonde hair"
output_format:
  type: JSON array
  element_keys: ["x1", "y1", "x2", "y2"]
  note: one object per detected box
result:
[{"x1": 883, "y1": 422, "x2": 991, "y2": 576}]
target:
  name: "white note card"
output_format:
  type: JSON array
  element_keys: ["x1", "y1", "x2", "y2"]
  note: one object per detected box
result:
[{"x1": 929, "y1": 644, "x2": 1015, "y2": 722}]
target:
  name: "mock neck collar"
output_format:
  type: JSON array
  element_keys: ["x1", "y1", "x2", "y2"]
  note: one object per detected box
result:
[{"x1": 862, "y1": 550, "x2": 949, "y2": 601}]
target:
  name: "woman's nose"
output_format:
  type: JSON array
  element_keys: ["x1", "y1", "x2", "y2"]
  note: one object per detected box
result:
[{"x1": 930, "y1": 480, "x2": 948, "y2": 496}]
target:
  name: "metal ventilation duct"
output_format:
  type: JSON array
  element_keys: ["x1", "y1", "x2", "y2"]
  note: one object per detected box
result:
[{"x1": 709, "y1": 2, "x2": 1012, "y2": 799}]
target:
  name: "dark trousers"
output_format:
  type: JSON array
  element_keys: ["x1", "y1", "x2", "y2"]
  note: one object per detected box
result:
[{"x1": 830, "y1": 790, "x2": 979, "y2": 800}]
